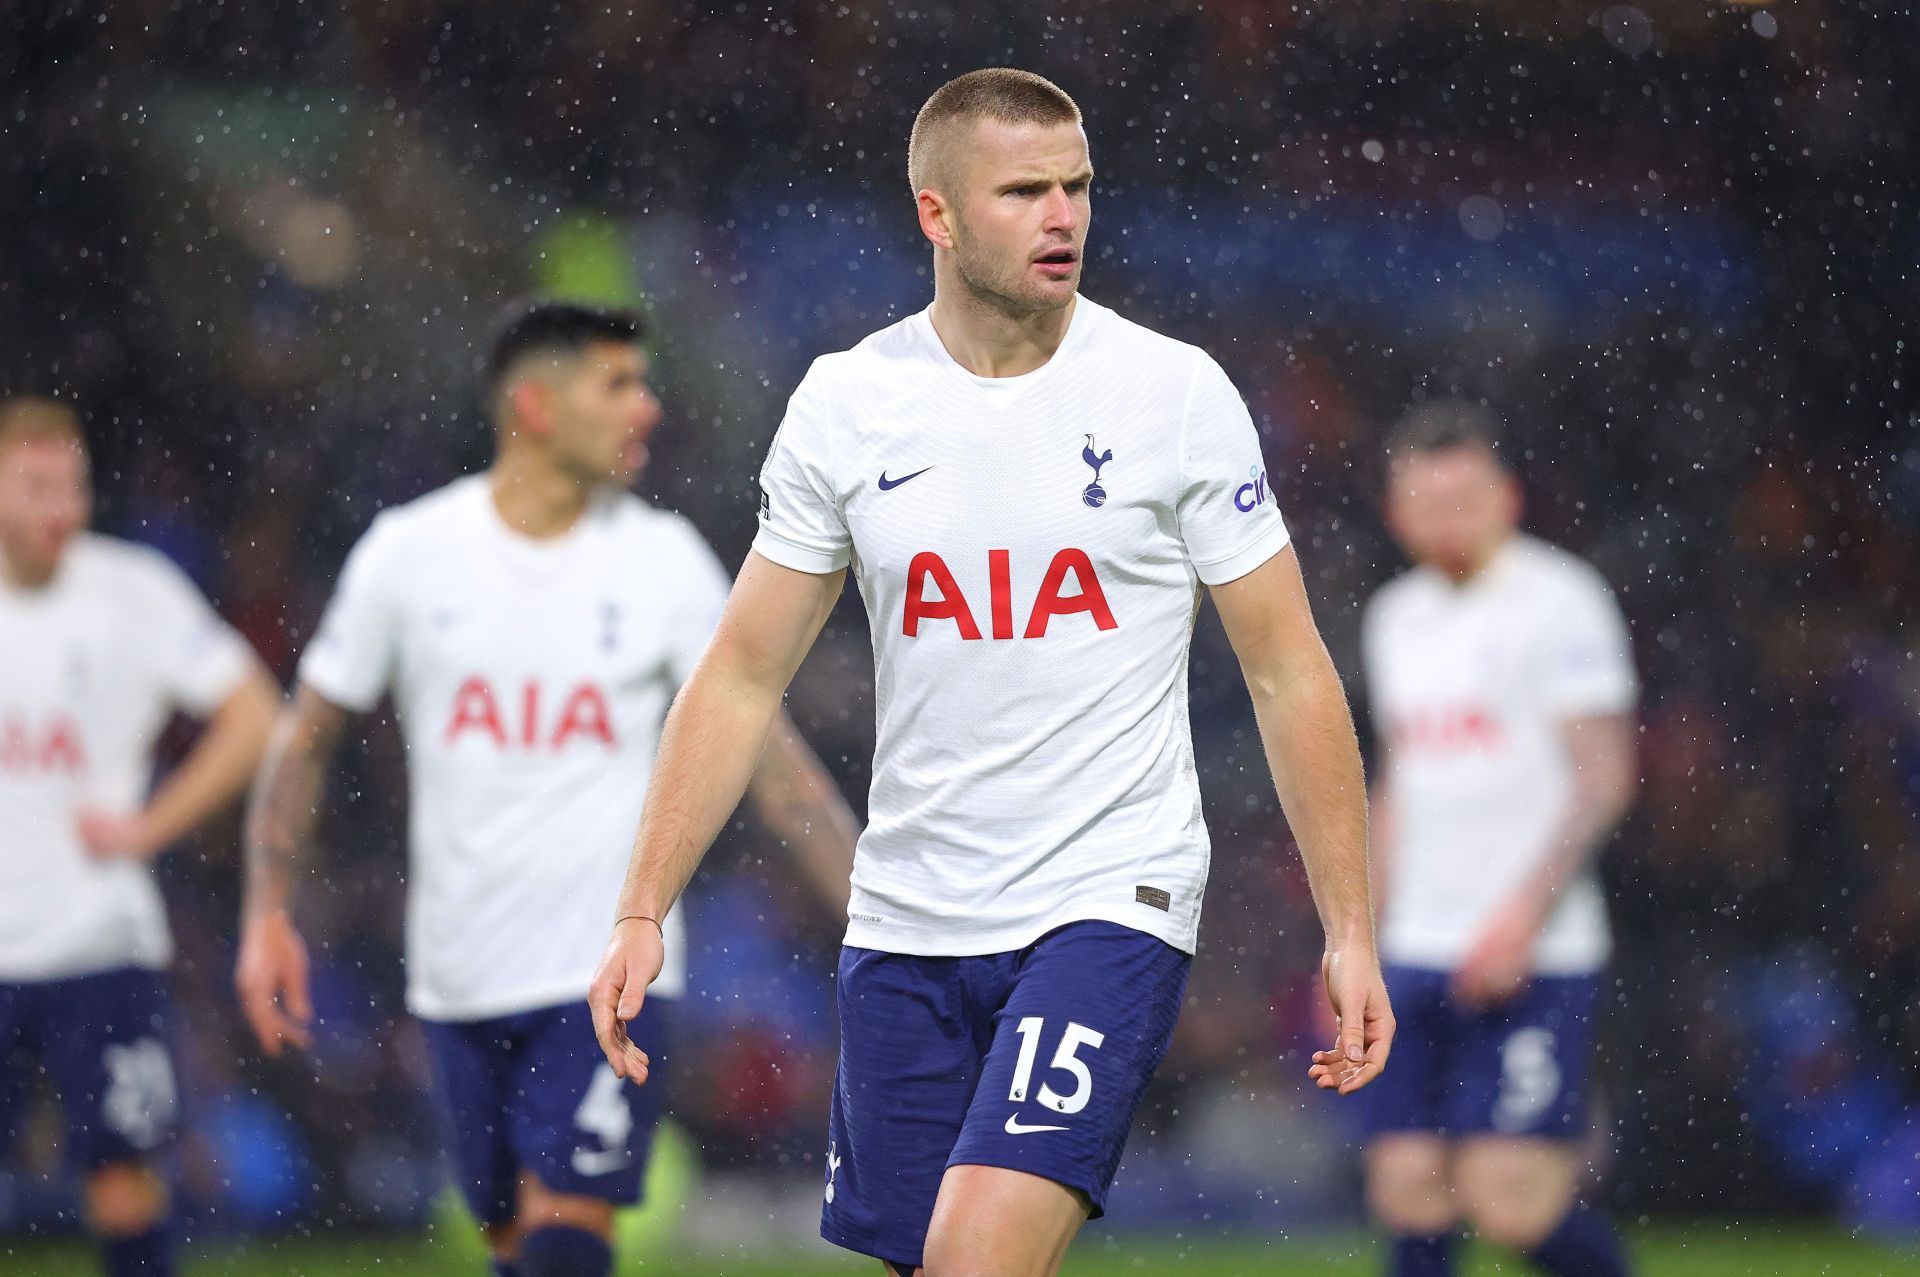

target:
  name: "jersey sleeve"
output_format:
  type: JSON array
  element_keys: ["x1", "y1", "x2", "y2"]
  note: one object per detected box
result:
[
  {"x1": 137, "y1": 550, "x2": 256, "y2": 716},
  {"x1": 1176, "y1": 353, "x2": 1292, "y2": 585},
  {"x1": 664, "y1": 519, "x2": 733, "y2": 686},
  {"x1": 299, "y1": 515, "x2": 402, "y2": 712},
  {"x1": 751, "y1": 362, "x2": 852, "y2": 574},
  {"x1": 1539, "y1": 571, "x2": 1638, "y2": 718}
]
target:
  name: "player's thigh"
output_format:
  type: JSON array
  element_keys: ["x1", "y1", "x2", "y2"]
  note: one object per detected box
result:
[
  {"x1": 420, "y1": 1014, "x2": 520, "y2": 1230},
  {"x1": 509, "y1": 999, "x2": 669, "y2": 1218},
  {"x1": 1453, "y1": 1136, "x2": 1581, "y2": 1249},
  {"x1": 922, "y1": 1164, "x2": 1088, "y2": 1277},
  {"x1": 1446, "y1": 973, "x2": 1598, "y2": 1142},
  {"x1": 36, "y1": 968, "x2": 179, "y2": 1169},
  {"x1": 1364, "y1": 1131, "x2": 1455, "y2": 1234},
  {"x1": 822, "y1": 946, "x2": 991, "y2": 1273},
  {"x1": 517, "y1": 1171, "x2": 616, "y2": 1240},
  {"x1": 83, "y1": 1159, "x2": 169, "y2": 1236},
  {"x1": 945, "y1": 922, "x2": 1189, "y2": 1224}
]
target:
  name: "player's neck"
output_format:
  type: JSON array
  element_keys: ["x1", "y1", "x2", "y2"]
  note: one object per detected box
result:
[
  {"x1": 1439, "y1": 533, "x2": 1514, "y2": 585},
  {"x1": 486, "y1": 457, "x2": 593, "y2": 540},
  {"x1": 927, "y1": 283, "x2": 1076, "y2": 379},
  {"x1": 0, "y1": 542, "x2": 58, "y2": 590}
]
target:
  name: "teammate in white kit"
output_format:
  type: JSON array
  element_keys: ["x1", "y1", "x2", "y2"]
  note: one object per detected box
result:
[
  {"x1": 589, "y1": 70, "x2": 1392, "y2": 1276},
  {"x1": 1357, "y1": 404, "x2": 1640, "y2": 1277},
  {"x1": 0, "y1": 397, "x2": 278, "y2": 1277},
  {"x1": 235, "y1": 302, "x2": 860, "y2": 1277}
]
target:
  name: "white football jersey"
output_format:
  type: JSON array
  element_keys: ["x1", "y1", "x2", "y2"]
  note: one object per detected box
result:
[
  {"x1": 0, "y1": 535, "x2": 254, "y2": 981},
  {"x1": 753, "y1": 295, "x2": 1290, "y2": 957},
  {"x1": 299, "y1": 475, "x2": 727, "y2": 1020},
  {"x1": 1362, "y1": 535, "x2": 1638, "y2": 976}
]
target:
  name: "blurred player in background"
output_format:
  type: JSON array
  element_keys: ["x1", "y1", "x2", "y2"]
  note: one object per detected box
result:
[
  {"x1": 591, "y1": 69, "x2": 1391, "y2": 1277},
  {"x1": 0, "y1": 397, "x2": 278, "y2": 1277},
  {"x1": 1358, "y1": 404, "x2": 1639, "y2": 1277},
  {"x1": 235, "y1": 301, "x2": 860, "y2": 1277}
]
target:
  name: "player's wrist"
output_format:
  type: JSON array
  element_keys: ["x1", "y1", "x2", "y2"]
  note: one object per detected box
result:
[
  {"x1": 614, "y1": 913, "x2": 665, "y2": 939},
  {"x1": 128, "y1": 810, "x2": 168, "y2": 859},
  {"x1": 1321, "y1": 917, "x2": 1377, "y2": 954},
  {"x1": 241, "y1": 894, "x2": 294, "y2": 926}
]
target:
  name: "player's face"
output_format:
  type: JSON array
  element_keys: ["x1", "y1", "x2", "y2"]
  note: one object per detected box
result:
[
  {"x1": 1385, "y1": 445, "x2": 1520, "y2": 578},
  {"x1": 0, "y1": 437, "x2": 90, "y2": 582},
  {"x1": 946, "y1": 119, "x2": 1092, "y2": 316},
  {"x1": 550, "y1": 342, "x2": 662, "y2": 489}
]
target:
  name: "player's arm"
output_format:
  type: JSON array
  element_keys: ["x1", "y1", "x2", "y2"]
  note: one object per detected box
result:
[
  {"x1": 1366, "y1": 760, "x2": 1396, "y2": 913},
  {"x1": 591, "y1": 551, "x2": 845, "y2": 1081},
  {"x1": 1452, "y1": 712, "x2": 1637, "y2": 1005},
  {"x1": 746, "y1": 711, "x2": 859, "y2": 915},
  {"x1": 1208, "y1": 545, "x2": 1392, "y2": 1095},
  {"x1": 1523, "y1": 713, "x2": 1637, "y2": 899},
  {"x1": 234, "y1": 683, "x2": 352, "y2": 1056},
  {"x1": 77, "y1": 664, "x2": 280, "y2": 861}
]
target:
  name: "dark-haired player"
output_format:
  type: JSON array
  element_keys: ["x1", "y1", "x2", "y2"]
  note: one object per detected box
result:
[
  {"x1": 590, "y1": 70, "x2": 1391, "y2": 1276},
  {"x1": 1358, "y1": 403, "x2": 1639, "y2": 1277},
  {"x1": 236, "y1": 301, "x2": 859, "y2": 1277},
  {"x1": 1, "y1": 397, "x2": 279, "y2": 1276}
]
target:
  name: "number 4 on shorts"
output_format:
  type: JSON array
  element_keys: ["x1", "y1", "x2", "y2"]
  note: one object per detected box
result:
[{"x1": 1008, "y1": 1017, "x2": 1105, "y2": 1115}]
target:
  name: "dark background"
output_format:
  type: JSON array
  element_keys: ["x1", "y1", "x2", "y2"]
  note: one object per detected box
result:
[{"x1": 2, "y1": 0, "x2": 1915, "y2": 1243}]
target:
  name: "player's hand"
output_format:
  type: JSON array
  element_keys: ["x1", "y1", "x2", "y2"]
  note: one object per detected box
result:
[
  {"x1": 1451, "y1": 891, "x2": 1544, "y2": 1009},
  {"x1": 1309, "y1": 945, "x2": 1393, "y2": 1095},
  {"x1": 75, "y1": 809, "x2": 161, "y2": 861},
  {"x1": 235, "y1": 907, "x2": 315, "y2": 1056},
  {"x1": 589, "y1": 916, "x2": 665, "y2": 1084}
]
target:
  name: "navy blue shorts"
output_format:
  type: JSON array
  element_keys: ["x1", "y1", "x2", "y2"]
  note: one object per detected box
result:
[
  {"x1": 1359, "y1": 964, "x2": 1599, "y2": 1140},
  {"x1": 421, "y1": 998, "x2": 671, "y2": 1225},
  {"x1": 822, "y1": 921, "x2": 1190, "y2": 1270},
  {"x1": 0, "y1": 967, "x2": 177, "y2": 1169}
]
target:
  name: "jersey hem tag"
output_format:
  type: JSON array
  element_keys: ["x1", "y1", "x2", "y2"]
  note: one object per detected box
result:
[{"x1": 1135, "y1": 886, "x2": 1172, "y2": 911}]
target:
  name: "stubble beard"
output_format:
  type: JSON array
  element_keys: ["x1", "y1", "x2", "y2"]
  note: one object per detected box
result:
[{"x1": 952, "y1": 230, "x2": 1074, "y2": 320}]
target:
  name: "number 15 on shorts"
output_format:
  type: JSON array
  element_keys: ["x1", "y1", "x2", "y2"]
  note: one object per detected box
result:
[{"x1": 1007, "y1": 1016, "x2": 1105, "y2": 1127}]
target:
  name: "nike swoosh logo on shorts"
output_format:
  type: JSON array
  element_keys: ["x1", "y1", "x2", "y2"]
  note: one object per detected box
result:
[
  {"x1": 570, "y1": 1147, "x2": 632, "y2": 1176},
  {"x1": 1004, "y1": 1114, "x2": 1070, "y2": 1135},
  {"x1": 877, "y1": 466, "x2": 933, "y2": 490}
]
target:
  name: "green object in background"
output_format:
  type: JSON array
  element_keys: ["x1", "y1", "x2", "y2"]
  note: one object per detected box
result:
[{"x1": 534, "y1": 212, "x2": 644, "y2": 310}]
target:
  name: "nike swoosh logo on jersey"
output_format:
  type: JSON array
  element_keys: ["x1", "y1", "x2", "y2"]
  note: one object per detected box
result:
[
  {"x1": 1004, "y1": 1114, "x2": 1070, "y2": 1135},
  {"x1": 877, "y1": 466, "x2": 933, "y2": 490},
  {"x1": 570, "y1": 1147, "x2": 633, "y2": 1176}
]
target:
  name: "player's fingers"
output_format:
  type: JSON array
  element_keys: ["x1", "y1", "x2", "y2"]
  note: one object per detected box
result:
[
  {"x1": 615, "y1": 955, "x2": 647, "y2": 1022},
  {"x1": 1339, "y1": 1010, "x2": 1365, "y2": 1064},
  {"x1": 284, "y1": 964, "x2": 314, "y2": 1026},
  {"x1": 1336, "y1": 1038, "x2": 1389, "y2": 1094},
  {"x1": 588, "y1": 981, "x2": 630, "y2": 1074},
  {"x1": 239, "y1": 995, "x2": 284, "y2": 1057}
]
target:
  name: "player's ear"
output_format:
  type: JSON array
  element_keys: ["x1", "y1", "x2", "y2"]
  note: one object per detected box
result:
[
  {"x1": 504, "y1": 375, "x2": 554, "y2": 440},
  {"x1": 1494, "y1": 465, "x2": 1524, "y2": 526},
  {"x1": 917, "y1": 187, "x2": 957, "y2": 251}
]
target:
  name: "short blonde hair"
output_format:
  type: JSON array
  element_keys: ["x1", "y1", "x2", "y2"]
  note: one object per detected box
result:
[
  {"x1": 0, "y1": 397, "x2": 85, "y2": 451},
  {"x1": 907, "y1": 68, "x2": 1082, "y2": 197}
]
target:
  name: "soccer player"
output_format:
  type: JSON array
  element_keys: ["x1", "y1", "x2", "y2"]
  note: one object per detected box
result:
[
  {"x1": 0, "y1": 397, "x2": 279, "y2": 1277},
  {"x1": 589, "y1": 69, "x2": 1392, "y2": 1276},
  {"x1": 234, "y1": 301, "x2": 860, "y2": 1277},
  {"x1": 1357, "y1": 404, "x2": 1640, "y2": 1277}
]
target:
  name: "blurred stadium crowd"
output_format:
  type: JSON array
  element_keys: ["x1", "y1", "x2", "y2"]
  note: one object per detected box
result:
[{"x1": 3, "y1": 0, "x2": 1915, "y2": 1245}]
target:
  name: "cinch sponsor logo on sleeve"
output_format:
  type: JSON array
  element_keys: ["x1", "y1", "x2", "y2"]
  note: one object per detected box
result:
[{"x1": 1234, "y1": 466, "x2": 1270, "y2": 512}]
